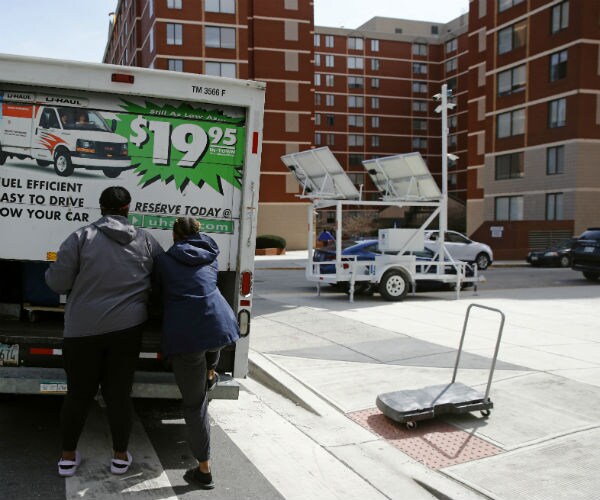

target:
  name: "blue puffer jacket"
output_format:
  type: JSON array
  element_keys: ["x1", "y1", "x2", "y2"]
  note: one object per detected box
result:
[{"x1": 153, "y1": 233, "x2": 240, "y2": 357}]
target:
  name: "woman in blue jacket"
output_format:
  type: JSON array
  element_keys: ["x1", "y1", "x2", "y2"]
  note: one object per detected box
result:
[{"x1": 153, "y1": 217, "x2": 239, "y2": 490}]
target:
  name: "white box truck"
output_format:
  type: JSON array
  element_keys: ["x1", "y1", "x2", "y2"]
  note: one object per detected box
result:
[{"x1": 0, "y1": 53, "x2": 265, "y2": 398}]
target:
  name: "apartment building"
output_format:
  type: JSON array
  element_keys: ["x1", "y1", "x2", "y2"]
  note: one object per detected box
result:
[
  {"x1": 104, "y1": 0, "x2": 599, "y2": 257},
  {"x1": 467, "y1": 0, "x2": 600, "y2": 258}
]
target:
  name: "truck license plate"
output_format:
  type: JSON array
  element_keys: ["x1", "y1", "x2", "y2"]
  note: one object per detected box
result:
[
  {"x1": 0, "y1": 343, "x2": 19, "y2": 366},
  {"x1": 40, "y1": 381, "x2": 68, "y2": 394}
]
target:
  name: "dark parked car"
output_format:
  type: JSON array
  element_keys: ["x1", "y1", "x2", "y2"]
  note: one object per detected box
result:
[
  {"x1": 526, "y1": 238, "x2": 577, "y2": 268},
  {"x1": 571, "y1": 228, "x2": 600, "y2": 281},
  {"x1": 313, "y1": 239, "x2": 474, "y2": 292}
]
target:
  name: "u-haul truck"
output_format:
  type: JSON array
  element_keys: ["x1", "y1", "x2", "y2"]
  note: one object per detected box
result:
[{"x1": 0, "y1": 53, "x2": 265, "y2": 398}]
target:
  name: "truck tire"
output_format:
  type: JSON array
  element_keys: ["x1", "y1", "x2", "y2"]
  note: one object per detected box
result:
[
  {"x1": 475, "y1": 252, "x2": 491, "y2": 270},
  {"x1": 103, "y1": 169, "x2": 121, "y2": 178},
  {"x1": 379, "y1": 270, "x2": 409, "y2": 301},
  {"x1": 36, "y1": 159, "x2": 51, "y2": 167},
  {"x1": 54, "y1": 149, "x2": 74, "y2": 177}
]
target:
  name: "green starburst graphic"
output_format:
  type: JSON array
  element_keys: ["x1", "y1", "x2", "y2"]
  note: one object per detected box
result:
[{"x1": 115, "y1": 100, "x2": 246, "y2": 193}]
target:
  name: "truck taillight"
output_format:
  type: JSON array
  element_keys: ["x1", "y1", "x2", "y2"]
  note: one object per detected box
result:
[
  {"x1": 240, "y1": 271, "x2": 252, "y2": 296},
  {"x1": 238, "y1": 309, "x2": 250, "y2": 336},
  {"x1": 111, "y1": 73, "x2": 135, "y2": 84}
]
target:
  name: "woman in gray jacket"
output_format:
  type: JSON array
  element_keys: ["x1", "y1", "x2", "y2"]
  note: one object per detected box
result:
[{"x1": 46, "y1": 186, "x2": 163, "y2": 477}]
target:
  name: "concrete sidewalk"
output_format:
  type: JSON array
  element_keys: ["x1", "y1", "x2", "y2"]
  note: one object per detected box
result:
[{"x1": 247, "y1": 253, "x2": 600, "y2": 499}]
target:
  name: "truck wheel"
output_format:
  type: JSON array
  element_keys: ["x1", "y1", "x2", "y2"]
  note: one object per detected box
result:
[
  {"x1": 475, "y1": 252, "x2": 491, "y2": 270},
  {"x1": 36, "y1": 159, "x2": 51, "y2": 167},
  {"x1": 103, "y1": 169, "x2": 121, "y2": 178},
  {"x1": 583, "y1": 272, "x2": 599, "y2": 281},
  {"x1": 54, "y1": 149, "x2": 74, "y2": 177},
  {"x1": 379, "y1": 270, "x2": 409, "y2": 301}
]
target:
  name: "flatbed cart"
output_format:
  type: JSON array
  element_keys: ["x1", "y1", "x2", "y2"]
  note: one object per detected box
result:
[{"x1": 376, "y1": 304, "x2": 505, "y2": 429}]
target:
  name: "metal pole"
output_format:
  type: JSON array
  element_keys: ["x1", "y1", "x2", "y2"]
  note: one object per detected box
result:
[{"x1": 439, "y1": 83, "x2": 448, "y2": 263}]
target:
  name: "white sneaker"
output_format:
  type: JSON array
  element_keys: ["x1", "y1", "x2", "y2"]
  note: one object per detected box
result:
[
  {"x1": 110, "y1": 451, "x2": 132, "y2": 475},
  {"x1": 58, "y1": 451, "x2": 82, "y2": 477}
]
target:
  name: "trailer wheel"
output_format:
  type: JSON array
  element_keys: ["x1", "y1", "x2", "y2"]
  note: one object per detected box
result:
[
  {"x1": 379, "y1": 270, "x2": 409, "y2": 301},
  {"x1": 54, "y1": 149, "x2": 74, "y2": 177},
  {"x1": 103, "y1": 169, "x2": 121, "y2": 178},
  {"x1": 406, "y1": 421, "x2": 417, "y2": 430},
  {"x1": 481, "y1": 409, "x2": 491, "y2": 417}
]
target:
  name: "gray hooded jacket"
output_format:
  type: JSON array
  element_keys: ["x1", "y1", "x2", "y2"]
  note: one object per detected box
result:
[{"x1": 45, "y1": 215, "x2": 163, "y2": 338}]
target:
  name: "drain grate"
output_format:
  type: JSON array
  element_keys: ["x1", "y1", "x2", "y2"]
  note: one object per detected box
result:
[{"x1": 348, "y1": 407, "x2": 503, "y2": 469}]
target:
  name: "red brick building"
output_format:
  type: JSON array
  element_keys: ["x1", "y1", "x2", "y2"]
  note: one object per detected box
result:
[{"x1": 104, "y1": 0, "x2": 599, "y2": 257}]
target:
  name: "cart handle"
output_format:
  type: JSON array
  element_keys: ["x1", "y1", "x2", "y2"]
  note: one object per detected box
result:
[{"x1": 451, "y1": 304, "x2": 505, "y2": 402}]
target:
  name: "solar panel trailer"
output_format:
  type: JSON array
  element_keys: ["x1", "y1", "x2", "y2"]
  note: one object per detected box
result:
[{"x1": 281, "y1": 147, "x2": 483, "y2": 302}]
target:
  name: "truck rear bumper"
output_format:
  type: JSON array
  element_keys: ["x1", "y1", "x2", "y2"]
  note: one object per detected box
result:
[{"x1": 0, "y1": 367, "x2": 240, "y2": 399}]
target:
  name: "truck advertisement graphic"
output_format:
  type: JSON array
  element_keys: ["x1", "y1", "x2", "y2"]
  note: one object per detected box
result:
[{"x1": 0, "y1": 88, "x2": 247, "y2": 267}]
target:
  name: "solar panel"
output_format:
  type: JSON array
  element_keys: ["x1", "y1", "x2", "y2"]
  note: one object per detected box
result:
[
  {"x1": 281, "y1": 147, "x2": 360, "y2": 200},
  {"x1": 362, "y1": 152, "x2": 441, "y2": 201}
]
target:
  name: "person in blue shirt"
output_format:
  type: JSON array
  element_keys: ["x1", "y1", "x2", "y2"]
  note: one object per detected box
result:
[{"x1": 153, "y1": 217, "x2": 240, "y2": 490}]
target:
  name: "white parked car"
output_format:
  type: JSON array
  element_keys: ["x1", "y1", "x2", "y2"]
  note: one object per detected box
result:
[{"x1": 424, "y1": 230, "x2": 494, "y2": 270}]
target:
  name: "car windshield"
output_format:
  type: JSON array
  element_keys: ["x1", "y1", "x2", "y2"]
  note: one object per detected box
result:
[{"x1": 58, "y1": 107, "x2": 111, "y2": 132}]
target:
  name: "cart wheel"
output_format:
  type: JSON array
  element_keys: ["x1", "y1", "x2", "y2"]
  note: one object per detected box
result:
[
  {"x1": 406, "y1": 421, "x2": 417, "y2": 430},
  {"x1": 480, "y1": 409, "x2": 491, "y2": 417}
]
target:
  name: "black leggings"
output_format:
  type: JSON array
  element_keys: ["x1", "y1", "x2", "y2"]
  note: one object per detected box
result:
[{"x1": 60, "y1": 325, "x2": 143, "y2": 452}]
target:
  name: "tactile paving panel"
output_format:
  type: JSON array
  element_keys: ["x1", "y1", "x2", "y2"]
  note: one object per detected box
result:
[{"x1": 348, "y1": 407, "x2": 503, "y2": 469}]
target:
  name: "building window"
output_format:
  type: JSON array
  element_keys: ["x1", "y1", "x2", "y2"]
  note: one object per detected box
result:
[
  {"x1": 325, "y1": 55, "x2": 334, "y2": 67},
  {"x1": 413, "y1": 119, "x2": 427, "y2": 131},
  {"x1": 497, "y1": 64, "x2": 526, "y2": 96},
  {"x1": 315, "y1": 54, "x2": 321, "y2": 66},
  {"x1": 349, "y1": 154, "x2": 364, "y2": 165},
  {"x1": 546, "y1": 193, "x2": 564, "y2": 220},
  {"x1": 495, "y1": 153, "x2": 523, "y2": 180},
  {"x1": 547, "y1": 145, "x2": 565, "y2": 174},
  {"x1": 205, "y1": 26, "x2": 235, "y2": 48},
  {"x1": 549, "y1": 50, "x2": 567, "y2": 81},
  {"x1": 205, "y1": 61, "x2": 236, "y2": 78},
  {"x1": 315, "y1": 93, "x2": 321, "y2": 106},
  {"x1": 371, "y1": 39, "x2": 379, "y2": 52},
  {"x1": 371, "y1": 58, "x2": 380, "y2": 71},
  {"x1": 315, "y1": 133, "x2": 322, "y2": 145},
  {"x1": 149, "y1": 28, "x2": 154, "y2": 52},
  {"x1": 348, "y1": 37, "x2": 364, "y2": 50},
  {"x1": 413, "y1": 100, "x2": 427, "y2": 112},
  {"x1": 325, "y1": 94, "x2": 334, "y2": 106},
  {"x1": 394, "y1": 28, "x2": 403, "y2": 34},
  {"x1": 449, "y1": 115, "x2": 457, "y2": 128},
  {"x1": 371, "y1": 97, "x2": 380, "y2": 109},
  {"x1": 446, "y1": 77, "x2": 457, "y2": 91},
  {"x1": 167, "y1": 23, "x2": 183, "y2": 45},
  {"x1": 314, "y1": 113, "x2": 321, "y2": 126},
  {"x1": 326, "y1": 134, "x2": 335, "y2": 146},
  {"x1": 325, "y1": 74, "x2": 335, "y2": 87},
  {"x1": 314, "y1": 34, "x2": 320, "y2": 46},
  {"x1": 445, "y1": 58, "x2": 457, "y2": 72},
  {"x1": 495, "y1": 196, "x2": 523, "y2": 220},
  {"x1": 348, "y1": 115, "x2": 364, "y2": 127},
  {"x1": 498, "y1": 20, "x2": 526, "y2": 54},
  {"x1": 499, "y1": 0, "x2": 524, "y2": 12},
  {"x1": 412, "y1": 43, "x2": 427, "y2": 56},
  {"x1": 168, "y1": 58, "x2": 183, "y2": 71},
  {"x1": 167, "y1": 0, "x2": 182, "y2": 8},
  {"x1": 412, "y1": 137, "x2": 427, "y2": 149},
  {"x1": 412, "y1": 81, "x2": 427, "y2": 93},
  {"x1": 371, "y1": 116, "x2": 380, "y2": 128},
  {"x1": 497, "y1": 108, "x2": 525, "y2": 138},
  {"x1": 413, "y1": 63, "x2": 427, "y2": 74},
  {"x1": 348, "y1": 134, "x2": 364, "y2": 146},
  {"x1": 205, "y1": 0, "x2": 235, "y2": 13},
  {"x1": 548, "y1": 98, "x2": 566, "y2": 128},
  {"x1": 348, "y1": 95, "x2": 364, "y2": 107},
  {"x1": 348, "y1": 76, "x2": 363, "y2": 89},
  {"x1": 431, "y1": 25, "x2": 439, "y2": 35},
  {"x1": 347, "y1": 172, "x2": 364, "y2": 185},
  {"x1": 371, "y1": 135, "x2": 380, "y2": 147},
  {"x1": 449, "y1": 134, "x2": 457, "y2": 147},
  {"x1": 348, "y1": 57, "x2": 364, "y2": 69},
  {"x1": 445, "y1": 38, "x2": 457, "y2": 53},
  {"x1": 284, "y1": 0, "x2": 298, "y2": 9},
  {"x1": 325, "y1": 35, "x2": 334, "y2": 47},
  {"x1": 371, "y1": 77, "x2": 380, "y2": 88},
  {"x1": 326, "y1": 114, "x2": 335, "y2": 126},
  {"x1": 314, "y1": 73, "x2": 321, "y2": 86},
  {"x1": 551, "y1": 1, "x2": 569, "y2": 34}
]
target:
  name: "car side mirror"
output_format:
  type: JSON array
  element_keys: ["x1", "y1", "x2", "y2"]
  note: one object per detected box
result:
[{"x1": 111, "y1": 120, "x2": 117, "y2": 132}]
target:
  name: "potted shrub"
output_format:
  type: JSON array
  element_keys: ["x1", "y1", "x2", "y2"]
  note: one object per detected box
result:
[{"x1": 255, "y1": 235, "x2": 286, "y2": 255}]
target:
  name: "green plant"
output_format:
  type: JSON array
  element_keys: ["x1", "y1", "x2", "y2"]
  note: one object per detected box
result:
[{"x1": 256, "y1": 234, "x2": 286, "y2": 249}]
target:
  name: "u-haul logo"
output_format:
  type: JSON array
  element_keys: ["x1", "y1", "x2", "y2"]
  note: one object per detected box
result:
[
  {"x1": 3, "y1": 92, "x2": 34, "y2": 103},
  {"x1": 40, "y1": 95, "x2": 89, "y2": 107}
]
